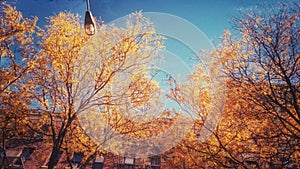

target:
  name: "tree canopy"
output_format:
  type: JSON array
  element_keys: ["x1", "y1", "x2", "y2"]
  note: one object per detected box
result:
[{"x1": 0, "y1": 1, "x2": 299, "y2": 169}]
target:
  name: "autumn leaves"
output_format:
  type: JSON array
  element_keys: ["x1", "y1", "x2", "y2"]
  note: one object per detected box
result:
[{"x1": 1, "y1": 1, "x2": 299, "y2": 168}]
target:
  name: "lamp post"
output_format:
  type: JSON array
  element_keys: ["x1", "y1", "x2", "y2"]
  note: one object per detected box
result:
[{"x1": 84, "y1": 0, "x2": 96, "y2": 35}]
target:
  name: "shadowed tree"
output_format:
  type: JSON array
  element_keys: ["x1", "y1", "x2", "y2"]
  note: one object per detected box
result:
[
  {"x1": 20, "y1": 10, "x2": 164, "y2": 169},
  {"x1": 0, "y1": 2, "x2": 38, "y2": 168},
  {"x1": 166, "y1": 1, "x2": 299, "y2": 168},
  {"x1": 215, "y1": 2, "x2": 300, "y2": 167}
]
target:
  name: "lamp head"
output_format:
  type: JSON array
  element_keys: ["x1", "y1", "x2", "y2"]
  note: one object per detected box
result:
[{"x1": 84, "y1": 11, "x2": 96, "y2": 36}]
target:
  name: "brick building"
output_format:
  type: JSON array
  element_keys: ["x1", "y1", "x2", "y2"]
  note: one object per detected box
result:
[
  {"x1": 0, "y1": 138, "x2": 165, "y2": 169},
  {"x1": 1, "y1": 112, "x2": 166, "y2": 169}
]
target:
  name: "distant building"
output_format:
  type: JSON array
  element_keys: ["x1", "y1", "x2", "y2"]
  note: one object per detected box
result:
[
  {"x1": 0, "y1": 137, "x2": 165, "y2": 169},
  {"x1": 0, "y1": 112, "x2": 166, "y2": 169}
]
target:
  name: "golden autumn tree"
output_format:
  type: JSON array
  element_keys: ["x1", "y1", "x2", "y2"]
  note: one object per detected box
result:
[
  {"x1": 164, "y1": 80, "x2": 275, "y2": 168},
  {"x1": 0, "y1": 2, "x2": 38, "y2": 167},
  {"x1": 164, "y1": 1, "x2": 299, "y2": 169},
  {"x1": 160, "y1": 48, "x2": 226, "y2": 168},
  {"x1": 18, "y1": 10, "x2": 164, "y2": 168},
  {"x1": 213, "y1": 1, "x2": 300, "y2": 168}
]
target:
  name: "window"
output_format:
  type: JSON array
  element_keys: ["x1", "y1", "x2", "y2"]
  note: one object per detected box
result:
[
  {"x1": 41, "y1": 151, "x2": 63, "y2": 168},
  {"x1": 150, "y1": 156, "x2": 161, "y2": 169},
  {"x1": 124, "y1": 158, "x2": 134, "y2": 164},
  {"x1": 15, "y1": 147, "x2": 35, "y2": 165},
  {"x1": 118, "y1": 157, "x2": 135, "y2": 169},
  {"x1": 118, "y1": 164, "x2": 135, "y2": 169},
  {"x1": 92, "y1": 157, "x2": 104, "y2": 169},
  {"x1": 124, "y1": 165, "x2": 135, "y2": 169},
  {"x1": 54, "y1": 151, "x2": 63, "y2": 166},
  {"x1": 0, "y1": 149, "x2": 4, "y2": 158},
  {"x1": 71, "y1": 152, "x2": 84, "y2": 168},
  {"x1": 22, "y1": 147, "x2": 35, "y2": 160},
  {"x1": 4, "y1": 149, "x2": 22, "y2": 168},
  {"x1": 124, "y1": 157, "x2": 135, "y2": 169}
]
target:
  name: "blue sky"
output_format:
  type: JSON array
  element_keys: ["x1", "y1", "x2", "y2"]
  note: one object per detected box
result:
[
  {"x1": 11, "y1": 0, "x2": 284, "y2": 70},
  {"x1": 13, "y1": 0, "x2": 283, "y2": 41}
]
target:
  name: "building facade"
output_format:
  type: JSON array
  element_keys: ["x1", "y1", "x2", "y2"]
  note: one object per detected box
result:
[{"x1": 1, "y1": 139, "x2": 165, "y2": 169}]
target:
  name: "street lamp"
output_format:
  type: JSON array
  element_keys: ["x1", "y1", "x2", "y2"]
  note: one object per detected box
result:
[{"x1": 84, "y1": 0, "x2": 96, "y2": 35}]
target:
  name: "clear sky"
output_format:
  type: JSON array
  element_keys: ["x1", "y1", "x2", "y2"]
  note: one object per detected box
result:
[
  {"x1": 13, "y1": 0, "x2": 283, "y2": 41},
  {"x1": 10, "y1": 0, "x2": 285, "y2": 81}
]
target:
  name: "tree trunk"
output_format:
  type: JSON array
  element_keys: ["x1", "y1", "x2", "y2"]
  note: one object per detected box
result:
[
  {"x1": 1, "y1": 127, "x2": 7, "y2": 169},
  {"x1": 47, "y1": 141, "x2": 61, "y2": 169},
  {"x1": 79, "y1": 152, "x2": 97, "y2": 169},
  {"x1": 47, "y1": 116, "x2": 74, "y2": 169}
]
